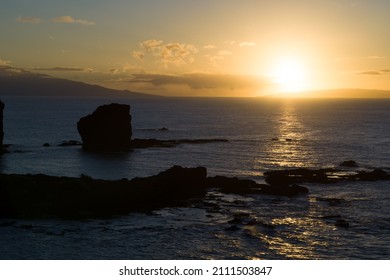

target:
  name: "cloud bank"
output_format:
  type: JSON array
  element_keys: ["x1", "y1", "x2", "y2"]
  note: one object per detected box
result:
[
  {"x1": 123, "y1": 72, "x2": 268, "y2": 96},
  {"x1": 33, "y1": 66, "x2": 93, "y2": 72},
  {"x1": 128, "y1": 72, "x2": 266, "y2": 90}
]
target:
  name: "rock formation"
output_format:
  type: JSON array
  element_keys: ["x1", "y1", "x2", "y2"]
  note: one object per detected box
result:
[
  {"x1": 77, "y1": 103, "x2": 132, "y2": 151},
  {"x1": 340, "y1": 160, "x2": 358, "y2": 167},
  {"x1": 0, "y1": 100, "x2": 4, "y2": 147}
]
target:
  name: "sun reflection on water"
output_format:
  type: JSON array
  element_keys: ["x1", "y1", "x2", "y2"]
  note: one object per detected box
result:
[
  {"x1": 244, "y1": 216, "x2": 330, "y2": 259},
  {"x1": 255, "y1": 101, "x2": 318, "y2": 170}
]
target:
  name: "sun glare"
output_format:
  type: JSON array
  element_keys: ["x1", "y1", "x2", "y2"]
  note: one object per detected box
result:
[{"x1": 270, "y1": 57, "x2": 308, "y2": 93}]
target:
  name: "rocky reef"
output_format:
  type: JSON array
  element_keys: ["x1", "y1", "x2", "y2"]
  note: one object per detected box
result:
[
  {"x1": 264, "y1": 166, "x2": 390, "y2": 185},
  {"x1": 1, "y1": 162, "x2": 389, "y2": 219},
  {"x1": 77, "y1": 103, "x2": 132, "y2": 151}
]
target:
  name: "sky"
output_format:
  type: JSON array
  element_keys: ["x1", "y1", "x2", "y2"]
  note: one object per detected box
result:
[{"x1": 1, "y1": 0, "x2": 390, "y2": 97}]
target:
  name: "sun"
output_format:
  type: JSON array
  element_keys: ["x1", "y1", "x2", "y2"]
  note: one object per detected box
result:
[{"x1": 270, "y1": 57, "x2": 308, "y2": 93}]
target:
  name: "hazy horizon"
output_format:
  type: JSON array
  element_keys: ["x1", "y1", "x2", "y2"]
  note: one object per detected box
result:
[{"x1": 2, "y1": 0, "x2": 390, "y2": 97}]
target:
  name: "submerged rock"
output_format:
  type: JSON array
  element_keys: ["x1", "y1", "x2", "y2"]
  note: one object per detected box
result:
[{"x1": 77, "y1": 103, "x2": 132, "y2": 151}]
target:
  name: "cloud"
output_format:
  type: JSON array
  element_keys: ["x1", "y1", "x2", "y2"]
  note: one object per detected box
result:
[
  {"x1": 0, "y1": 61, "x2": 45, "y2": 77},
  {"x1": 16, "y1": 15, "x2": 94, "y2": 26},
  {"x1": 16, "y1": 16, "x2": 42, "y2": 24},
  {"x1": 204, "y1": 50, "x2": 232, "y2": 66},
  {"x1": 138, "y1": 39, "x2": 198, "y2": 66},
  {"x1": 224, "y1": 40, "x2": 235, "y2": 45},
  {"x1": 108, "y1": 62, "x2": 142, "y2": 75},
  {"x1": 203, "y1": 44, "x2": 217, "y2": 49},
  {"x1": 32, "y1": 66, "x2": 93, "y2": 72},
  {"x1": 52, "y1": 16, "x2": 95, "y2": 26},
  {"x1": 0, "y1": 59, "x2": 11, "y2": 67},
  {"x1": 217, "y1": 50, "x2": 232, "y2": 56},
  {"x1": 128, "y1": 73, "x2": 267, "y2": 91},
  {"x1": 336, "y1": 55, "x2": 386, "y2": 62},
  {"x1": 140, "y1": 39, "x2": 163, "y2": 51},
  {"x1": 366, "y1": 56, "x2": 385, "y2": 59},
  {"x1": 132, "y1": 51, "x2": 145, "y2": 61},
  {"x1": 239, "y1": 41, "x2": 257, "y2": 47},
  {"x1": 358, "y1": 69, "x2": 390, "y2": 75}
]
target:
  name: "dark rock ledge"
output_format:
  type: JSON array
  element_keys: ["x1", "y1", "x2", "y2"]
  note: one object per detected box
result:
[
  {"x1": 0, "y1": 165, "x2": 307, "y2": 219},
  {"x1": 1, "y1": 164, "x2": 388, "y2": 219}
]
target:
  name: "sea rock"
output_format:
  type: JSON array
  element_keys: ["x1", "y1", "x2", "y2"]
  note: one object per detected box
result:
[
  {"x1": 58, "y1": 140, "x2": 83, "y2": 147},
  {"x1": 264, "y1": 168, "x2": 332, "y2": 185},
  {"x1": 354, "y1": 169, "x2": 389, "y2": 181},
  {"x1": 340, "y1": 160, "x2": 358, "y2": 167},
  {"x1": 335, "y1": 219, "x2": 349, "y2": 228},
  {"x1": 77, "y1": 103, "x2": 132, "y2": 151},
  {"x1": 0, "y1": 100, "x2": 4, "y2": 147},
  {"x1": 206, "y1": 176, "x2": 260, "y2": 194}
]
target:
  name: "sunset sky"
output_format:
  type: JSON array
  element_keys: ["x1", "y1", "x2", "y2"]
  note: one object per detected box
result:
[{"x1": 1, "y1": 0, "x2": 390, "y2": 96}]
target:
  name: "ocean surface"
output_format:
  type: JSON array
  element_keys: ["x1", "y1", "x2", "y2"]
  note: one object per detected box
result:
[{"x1": 0, "y1": 96, "x2": 390, "y2": 259}]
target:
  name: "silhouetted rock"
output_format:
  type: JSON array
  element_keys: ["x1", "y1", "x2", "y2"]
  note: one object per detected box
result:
[
  {"x1": 0, "y1": 100, "x2": 4, "y2": 147},
  {"x1": 77, "y1": 103, "x2": 132, "y2": 151},
  {"x1": 264, "y1": 168, "x2": 333, "y2": 186},
  {"x1": 129, "y1": 165, "x2": 208, "y2": 206},
  {"x1": 206, "y1": 176, "x2": 261, "y2": 194},
  {"x1": 354, "y1": 169, "x2": 389, "y2": 181},
  {"x1": 42, "y1": 143, "x2": 51, "y2": 147},
  {"x1": 335, "y1": 219, "x2": 349, "y2": 228},
  {"x1": 340, "y1": 160, "x2": 358, "y2": 167},
  {"x1": 264, "y1": 167, "x2": 390, "y2": 185},
  {"x1": 58, "y1": 140, "x2": 83, "y2": 147},
  {"x1": 0, "y1": 165, "x2": 207, "y2": 219}
]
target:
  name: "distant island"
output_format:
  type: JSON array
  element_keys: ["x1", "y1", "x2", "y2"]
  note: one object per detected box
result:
[{"x1": 0, "y1": 71, "x2": 157, "y2": 98}]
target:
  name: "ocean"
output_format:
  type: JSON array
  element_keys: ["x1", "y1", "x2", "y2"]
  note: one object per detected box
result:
[{"x1": 0, "y1": 96, "x2": 389, "y2": 259}]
